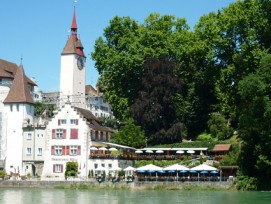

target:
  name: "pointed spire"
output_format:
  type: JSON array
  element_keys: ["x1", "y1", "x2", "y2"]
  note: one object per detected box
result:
[
  {"x1": 4, "y1": 65, "x2": 34, "y2": 104},
  {"x1": 71, "y1": 7, "x2": 77, "y2": 30}
]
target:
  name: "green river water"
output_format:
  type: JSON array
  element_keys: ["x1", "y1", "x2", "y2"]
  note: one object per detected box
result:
[{"x1": 0, "y1": 188, "x2": 270, "y2": 204}]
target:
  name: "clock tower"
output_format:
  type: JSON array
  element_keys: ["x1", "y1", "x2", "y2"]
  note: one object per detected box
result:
[{"x1": 59, "y1": 7, "x2": 86, "y2": 108}]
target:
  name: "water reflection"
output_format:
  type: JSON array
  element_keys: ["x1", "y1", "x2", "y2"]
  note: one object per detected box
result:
[{"x1": 0, "y1": 188, "x2": 270, "y2": 204}]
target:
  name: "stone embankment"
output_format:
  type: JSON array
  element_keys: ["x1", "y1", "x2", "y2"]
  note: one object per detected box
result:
[{"x1": 0, "y1": 180, "x2": 234, "y2": 190}]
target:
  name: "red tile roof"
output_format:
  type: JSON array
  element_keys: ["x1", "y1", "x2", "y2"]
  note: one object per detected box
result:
[
  {"x1": 3, "y1": 65, "x2": 34, "y2": 104},
  {"x1": 212, "y1": 144, "x2": 232, "y2": 152}
]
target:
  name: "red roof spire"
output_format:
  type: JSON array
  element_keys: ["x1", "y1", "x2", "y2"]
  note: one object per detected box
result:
[
  {"x1": 71, "y1": 7, "x2": 77, "y2": 30},
  {"x1": 71, "y1": 7, "x2": 77, "y2": 39}
]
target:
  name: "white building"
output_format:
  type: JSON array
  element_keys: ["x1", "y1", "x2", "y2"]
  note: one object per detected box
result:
[
  {"x1": 85, "y1": 85, "x2": 114, "y2": 118},
  {"x1": 0, "y1": 63, "x2": 36, "y2": 175},
  {"x1": 41, "y1": 102, "x2": 112, "y2": 180},
  {"x1": 22, "y1": 123, "x2": 47, "y2": 177}
]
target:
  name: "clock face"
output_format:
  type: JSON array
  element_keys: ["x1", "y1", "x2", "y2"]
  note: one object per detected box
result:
[{"x1": 77, "y1": 56, "x2": 84, "y2": 70}]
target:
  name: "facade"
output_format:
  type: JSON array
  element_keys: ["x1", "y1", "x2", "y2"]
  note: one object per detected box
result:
[
  {"x1": 22, "y1": 123, "x2": 47, "y2": 177},
  {"x1": 85, "y1": 85, "x2": 114, "y2": 118},
  {"x1": 41, "y1": 103, "x2": 112, "y2": 180},
  {"x1": 0, "y1": 60, "x2": 36, "y2": 171},
  {"x1": 0, "y1": 64, "x2": 35, "y2": 174}
]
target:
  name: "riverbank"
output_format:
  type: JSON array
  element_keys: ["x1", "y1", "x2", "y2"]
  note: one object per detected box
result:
[{"x1": 0, "y1": 180, "x2": 236, "y2": 190}]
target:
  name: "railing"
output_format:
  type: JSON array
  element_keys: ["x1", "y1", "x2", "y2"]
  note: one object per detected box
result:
[{"x1": 89, "y1": 153, "x2": 198, "y2": 161}]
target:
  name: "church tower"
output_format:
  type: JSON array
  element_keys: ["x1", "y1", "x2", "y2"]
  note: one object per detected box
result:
[{"x1": 60, "y1": 7, "x2": 86, "y2": 108}]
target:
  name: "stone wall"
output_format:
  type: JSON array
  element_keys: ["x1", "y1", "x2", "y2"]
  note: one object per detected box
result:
[{"x1": 0, "y1": 180, "x2": 234, "y2": 189}]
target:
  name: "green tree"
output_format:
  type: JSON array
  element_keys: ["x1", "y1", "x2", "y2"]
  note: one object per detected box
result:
[
  {"x1": 195, "y1": 0, "x2": 270, "y2": 124},
  {"x1": 34, "y1": 102, "x2": 56, "y2": 118},
  {"x1": 111, "y1": 118, "x2": 146, "y2": 148},
  {"x1": 65, "y1": 161, "x2": 78, "y2": 177},
  {"x1": 237, "y1": 57, "x2": 271, "y2": 189},
  {"x1": 207, "y1": 113, "x2": 233, "y2": 140},
  {"x1": 92, "y1": 14, "x2": 191, "y2": 120}
]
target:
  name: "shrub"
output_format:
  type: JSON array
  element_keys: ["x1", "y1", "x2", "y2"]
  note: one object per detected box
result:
[
  {"x1": 197, "y1": 133, "x2": 213, "y2": 141},
  {"x1": 0, "y1": 170, "x2": 6, "y2": 178},
  {"x1": 236, "y1": 175, "x2": 258, "y2": 191}
]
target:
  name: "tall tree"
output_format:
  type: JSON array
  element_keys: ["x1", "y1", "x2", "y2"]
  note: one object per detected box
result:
[
  {"x1": 92, "y1": 14, "x2": 191, "y2": 120},
  {"x1": 237, "y1": 54, "x2": 271, "y2": 189},
  {"x1": 130, "y1": 57, "x2": 183, "y2": 145}
]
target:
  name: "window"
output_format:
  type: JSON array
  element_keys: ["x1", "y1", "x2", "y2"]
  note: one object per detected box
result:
[
  {"x1": 10, "y1": 105, "x2": 13, "y2": 112},
  {"x1": 108, "y1": 163, "x2": 112, "y2": 169},
  {"x1": 37, "y1": 148, "x2": 42, "y2": 156},
  {"x1": 54, "y1": 164, "x2": 63, "y2": 173},
  {"x1": 55, "y1": 146, "x2": 62, "y2": 156},
  {"x1": 52, "y1": 129, "x2": 66, "y2": 139},
  {"x1": 56, "y1": 129, "x2": 63, "y2": 139},
  {"x1": 58, "y1": 119, "x2": 67, "y2": 125},
  {"x1": 26, "y1": 148, "x2": 32, "y2": 155},
  {"x1": 70, "y1": 119, "x2": 78, "y2": 125},
  {"x1": 94, "y1": 163, "x2": 98, "y2": 169},
  {"x1": 70, "y1": 146, "x2": 77, "y2": 156},
  {"x1": 27, "y1": 133, "x2": 32, "y2": 140},
  {"x1": 16, "y1": 104, "x2": 19, "y2": 111}
]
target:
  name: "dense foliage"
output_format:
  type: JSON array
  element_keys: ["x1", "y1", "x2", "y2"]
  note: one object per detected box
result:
[
  {"x1": 34, "y1": 102, "x2": 56, "y2": 118},
  {"x1": 130, "y1": 57, "x2": 183, "y2": 145},
  {"x1": 91, "y1": 0, "x2": 271, "y2": 190},
  {"x1": 110, "y1": 118, "x2": 146, "y2": 148}
]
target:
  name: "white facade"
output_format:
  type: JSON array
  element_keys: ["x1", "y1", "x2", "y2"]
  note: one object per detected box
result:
[
  {"x1": 3, "y1": 103, "x2": 34, "y2": 175},
  {"x1": 60, "y1": 54, "x2": 86, "y2": 108},
  {"x1": 42, "y1": 103, "x2": 91, "y2": 180},
  {"x1": 22, "y1": 125, "x2": 47, "y2": 177},
  {"x1": 86, "y1": 94, "x2": 114, "y2": 119}
]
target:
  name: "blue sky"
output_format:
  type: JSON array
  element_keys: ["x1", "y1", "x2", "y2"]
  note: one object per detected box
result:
[{"x1": 0, "y1": 0, "x2": 236, "y2": 92}]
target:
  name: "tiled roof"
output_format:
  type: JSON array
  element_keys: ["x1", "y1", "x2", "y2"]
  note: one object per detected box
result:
[
  {"x1": 0, "y1": 59, "x2": 36, "y2": 85},
  {"x1": 212, "y1": 144, "x2": 232, "y2": 152},
  {"x1": 62, "y1": 36, "x2": 77, "y2": 55},
  {"x1": 4, "y1": 65, "x2": 34, "y2": 104},
  {"x1": 74, "y1": 106, "x2": 111, "y2": 132},
  {"x1": 85, "y1": 85, "x2": 97, "y2": 95}
]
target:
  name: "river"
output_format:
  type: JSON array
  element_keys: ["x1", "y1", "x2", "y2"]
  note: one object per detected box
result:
[{"x1": 0, "y1": 188, "x2": 270, "y2": 204}]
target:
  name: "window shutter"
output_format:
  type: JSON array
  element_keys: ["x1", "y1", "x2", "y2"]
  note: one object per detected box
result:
[
  {"x1": 74, "y1": 129, "x2": 78, "y2": 139},
  {"x1": 61, "y1": 165, "x2": 63, "y2": 173},
  {"x1": 70, "y1": 129, "x2": 74, "y2": 139},
  {"x1": 53, "y1": 164, "x2": 55, "y2": 173},
  {"x1": 77, "y1": 146, "x2": 81, "y2": 155},
  {"x1": 51, "y1": 146, "x2": 55, "y2": 155},
  {"x1": 62, "y1": 146, "x2": 65, "y2": 155},
  {"x1": 58, "y1": 119, "x2": 61, "y2": 126},
  {"x1": 66, "y1": 146, "x2": 70, "y2": 155},
  {"x1": 76, "y1": 119, "x2": 79, "y2": 125},
  {"x1": 100, "y1": 132, "x2": 103, "y2": 140},
  {"x1": 106, "y1": 132, "x2": 109, "y2": 141},
  {"x1": 63, "y1": 129, "x2": 66, "y2": 139},
  {"x1": 52, "y1": 129, "x2": 55, "y2": 139},
  {"x1": 70, "y1": 129, "x2": 78, "y2": 139}
]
